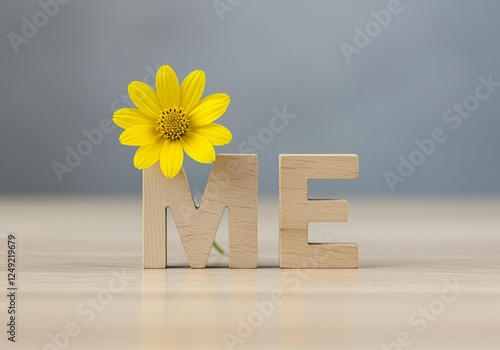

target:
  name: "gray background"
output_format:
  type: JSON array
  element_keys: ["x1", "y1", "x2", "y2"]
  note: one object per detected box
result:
[{"x1": 1, "y1": 0, "x2": 499, "y2": 196}]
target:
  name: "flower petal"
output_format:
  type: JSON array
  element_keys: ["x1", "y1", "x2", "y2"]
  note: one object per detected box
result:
[
  {"x1": 119, "y1": 125, "x2": 162, "y2": 146},
  {"x1": 190, "y1": 123, "x2": 232, "y2": 146},
  {"x1": 160, "y1": 139, "x2": 184, "y2": 178},
  {"x1": 179, "y1": 132, "x2": 215, "y2": 164},
  {"x1": 128, "y1": 81, "x2": 163, "y2": 118},
  {"x1": 156, "y1": 65, "x2": 180, "y2": 109},
  {"x1": 179, "y1": 70, "x2": 205, "y2": 114},
  {"x1": 194, "y1": 93, "x2": 229, "y2": 107},
  {"x1": 113, "y1": 108, "x2": 156, "y2": 129},
  {"x1": 133, "y1": 139, "x2": 164, "y2": 169},
  {"x1": 188, "y1": 93, "x2": 230, "y2": 126}
]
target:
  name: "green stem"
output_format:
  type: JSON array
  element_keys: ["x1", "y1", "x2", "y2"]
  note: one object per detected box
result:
[{"x1": 212, "y1": 241, "x2": 225, "y2": 255}]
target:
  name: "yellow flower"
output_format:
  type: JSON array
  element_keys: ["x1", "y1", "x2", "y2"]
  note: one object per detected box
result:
[{"x1": 113, "y1": 65, "x2": 232, "y2": 178}]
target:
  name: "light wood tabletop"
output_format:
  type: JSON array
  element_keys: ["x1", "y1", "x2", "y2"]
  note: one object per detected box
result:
[{"x1": 1, "y1": 196, "x2": 499, "y2": 350}]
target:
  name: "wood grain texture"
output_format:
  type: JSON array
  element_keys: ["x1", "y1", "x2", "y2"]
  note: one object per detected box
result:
[
  {"x1": 143, "y1": 154, "x2": 258, "y2": 269},
  {"x1": 280, "y1": 154, "x2": 359, "y2": 268},
  {"x1": 1, "y1": 196, "x2": 499, "y2": 350}
]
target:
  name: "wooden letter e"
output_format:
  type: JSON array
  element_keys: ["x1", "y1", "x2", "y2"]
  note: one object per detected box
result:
[{"x1": 279, "y1": 154, "x2": 359, "y2": 268}]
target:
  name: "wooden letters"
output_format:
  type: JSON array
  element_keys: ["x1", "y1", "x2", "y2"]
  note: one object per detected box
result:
[
  {"x1": 143, "y1": 154, "x2": 258, "y2": 269},
  {"x1": 279, "y1": 154, "x2": 359, "y2": 269},
  {"x1": 143, "y1": 154, "x2": 358, "y2": 269}
]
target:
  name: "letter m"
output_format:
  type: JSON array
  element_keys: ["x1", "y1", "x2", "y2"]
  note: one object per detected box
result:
[{"x1": 143, "y1": 154, "x2": 258, "y2": 269}]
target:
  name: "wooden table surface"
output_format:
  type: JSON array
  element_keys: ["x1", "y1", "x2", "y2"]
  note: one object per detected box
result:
[{"x1": 1, "y1": 196, "x2": 499, "y2": 350}]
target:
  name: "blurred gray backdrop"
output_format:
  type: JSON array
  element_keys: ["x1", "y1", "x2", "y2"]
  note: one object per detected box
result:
[{"x1": 1, "y1": 0, "x2": 499, "y2": 196}]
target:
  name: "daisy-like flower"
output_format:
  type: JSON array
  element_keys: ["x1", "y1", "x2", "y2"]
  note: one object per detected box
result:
[{"x1": 113, "y1": 65, "x2": 232, "y2": 178}]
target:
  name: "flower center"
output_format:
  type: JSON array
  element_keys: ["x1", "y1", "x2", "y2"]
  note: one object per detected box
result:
[{"x1": 156, "y1": 107, "x2": 189, "y2": 140}]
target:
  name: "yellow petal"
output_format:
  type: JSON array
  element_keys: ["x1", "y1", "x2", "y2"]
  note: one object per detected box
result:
[
  {"x1": 128, "y1": 81, "x2": 163, "y2": 118},
  {"x1": 160, "y1": 139, "x2": 184, "y2": 178},
  {"x1": 119, "y1": 125, "x2": 162, "y2": 146},
  {"x1": 188, "y1": 94, "x2": 230, "y2": 127},
  {"x1": 156, "y1": 65, "x2": 180, "y2": 109},
  {"x1": 179, "y1": 132, "x2": 215, "y2": 164},
  {"x1": 194, "y1": 93, "x2": 229, "y2": 107},
  {"x1": 179, "y1": 70, "x2": 205, "y2": 114},
  {"x1": 190, "y1": 123, "x2": 232, "y2": 146},
  {"x1": 113, "y1": 108, "x2": 156, "y2": 129},
  {"x1": 133, "y1": 139, "x2": 164, "y2": 169}
]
